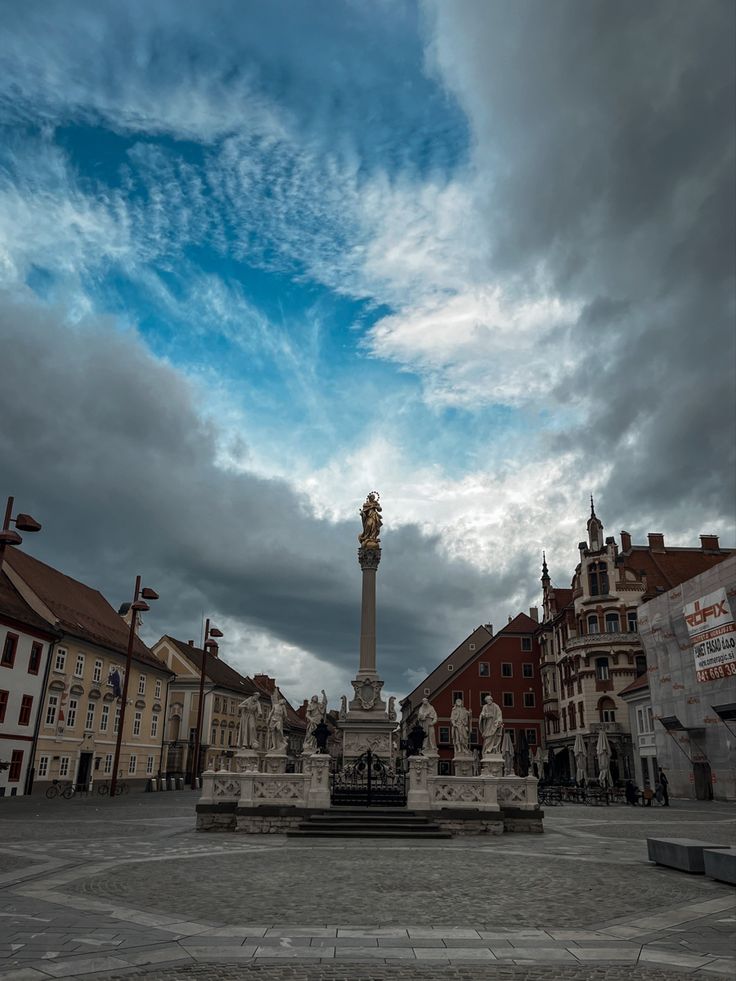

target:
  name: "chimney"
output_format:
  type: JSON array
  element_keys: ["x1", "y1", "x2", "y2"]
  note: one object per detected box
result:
[
  {"x1": 647, "y1": 533, "x2": 665, "y2": 552},
  {"x1": 529, "y1": 606, "x2": 539, "y2": 622},
  {"x1": 620, "y1": 530, "x2": 631, "y2": 552},
  {"x1": 700, "y1": 534, "x2": 720, "y2": 551},
  {"x1": 188, "y1": 640, "x2": 194, "y2": 646}
]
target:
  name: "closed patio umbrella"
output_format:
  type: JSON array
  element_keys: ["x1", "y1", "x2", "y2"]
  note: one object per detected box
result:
[
  {"x1": 501, "y1": 730, "x2": 515, "y2": 776},
  {"x1": 573, "y1": 734, "x2": 587, "y2": 785},
  {"x1": 596, "y1": 728, "x2": 612, "y2": 788}
]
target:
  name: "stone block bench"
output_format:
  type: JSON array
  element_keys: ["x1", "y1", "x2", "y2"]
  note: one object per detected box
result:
[
  {"x1": 703, "y1": 847, "x2": 736, "y2": 885},
  {"x1": 647, "y1": 838, "x2": 730, "y2": 874}
]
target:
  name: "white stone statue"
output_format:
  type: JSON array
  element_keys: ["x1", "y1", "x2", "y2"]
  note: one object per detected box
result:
[
  {"x1": 266, "y1": 692, "x2": 288, "y2": 753},
  {"x1": 417, "y1": 697, "x2": 438, "y2": 754},
  {"x1": 501, "y1": 729, "x2": 516, "y2": 776},
  {"x1": 450, "y1": 698, "x2": 471, "y2": 755},
  {"x1": 303, "y1": 689, "x2": 327, "y2": 754},
  {"x1": 479, "y1": 693, "x2": 503, "y2": 755},
  {"x1": 237, "y1": 693, "x2": 262, "y2": 749},
  {"x1": 388, "y1": 696, "x2": 397, "y2": 721},
  {"x1": 339, "y1": 695, "x2": 348, "y2": 719}
]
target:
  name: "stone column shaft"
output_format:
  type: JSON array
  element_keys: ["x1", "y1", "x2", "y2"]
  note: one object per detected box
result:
[{"x1": 358, "y1": 546, "x2": 380, "y2": 678}]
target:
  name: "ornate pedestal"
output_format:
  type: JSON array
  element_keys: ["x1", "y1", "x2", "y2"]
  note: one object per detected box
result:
[
  {"x1": 234, "y1": 748, "x2": 260, "y2": 773},
  {"x1": 481, "y1": 753, "x2": 504, "y2": 778},
  {"x1": 264, "y1": 751, "x2": 287, "y2": 774},
  {"x1": 303, "y1": 754, "x2": 331, "y2": 808},
  {"x1": 453, "y1": 752, "x2": 473, "y2": 777}
]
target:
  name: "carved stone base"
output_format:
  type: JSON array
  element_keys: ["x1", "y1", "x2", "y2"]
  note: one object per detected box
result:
[
  {"x1": 234, "y1": 748, "x2": 260, "y2": 773},
  {"x1": 453, "y1": 752, "x2": 474, "y2": 777},
  {"x1": 302, "y1": 754, "x2": 331, "y2": 809},
  {"x1": 481, "y1": 753, "x2": 504, "y2": 778},
  {"x1": 348, "y1": 675, "x2": 386, "y2": 714},
  {"x1": 264, "y1": 751, "x2": 287, "y2": 774},
  {"x1": 338, "y1": 718, "x2": 396, "y2": 761}
]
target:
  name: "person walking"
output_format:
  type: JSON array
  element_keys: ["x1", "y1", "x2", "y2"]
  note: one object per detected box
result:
[{"x1": 658, "y1": 767, "x2": 670, "y2": 806}]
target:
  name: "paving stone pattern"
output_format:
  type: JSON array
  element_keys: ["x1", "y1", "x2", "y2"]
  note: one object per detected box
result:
[{"x1": 0, "y1": 792, "x2": 733, "y2": 980}]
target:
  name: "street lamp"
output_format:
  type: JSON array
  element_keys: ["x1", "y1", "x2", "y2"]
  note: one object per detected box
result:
[
  {"x1": 110, "y1": 576, "x2": 159, "y2": 798},
  {"x1": 191, "y1": 618, "x2": 224, "y2": 789},
  {"x1": 0, "y1": 496, "x2": 42, "y2": 569}
]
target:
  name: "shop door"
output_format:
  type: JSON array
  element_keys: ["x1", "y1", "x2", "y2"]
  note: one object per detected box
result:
[
  {"x1": 693, "y1": 762, "x2": 713, "y2": 800},
  {"x1": 77, "y1": 752, "x2": 94, "y2": 790}
]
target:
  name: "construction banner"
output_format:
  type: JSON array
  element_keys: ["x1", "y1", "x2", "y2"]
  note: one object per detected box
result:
[{"x1": 684, "y1": 587, "x2": 736, "y2": 683}]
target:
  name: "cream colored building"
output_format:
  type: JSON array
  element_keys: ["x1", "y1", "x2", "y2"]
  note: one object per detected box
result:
[{"x1": 4, "y1": 547, "x2": 173, "y2": 792}]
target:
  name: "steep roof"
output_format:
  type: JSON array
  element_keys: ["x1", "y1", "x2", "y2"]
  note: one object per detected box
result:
[
  {"x1": 0, "y1": 570, "x2": 59, "y2": 636},
  {"x1": 164, "y1": 636, "x2": 259, "y2": 696},
  {"x1": 4, "y1": 547, "x2": 169, "y2": 672},
  {"x1": 401, "y1": 624, "x2": 494, "y2": 711},
  {"x1": 622, "y1": 547, "x2": 733, "y2": 597},
  {"x1": 503, "y1": 612, "x2": 541, "y2": 634},
  {"x1": 618, "y1": 672, "x2": 650, "y2": 697}
]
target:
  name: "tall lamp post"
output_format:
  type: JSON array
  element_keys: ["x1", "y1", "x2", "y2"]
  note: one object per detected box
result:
[
  {"x1": 0, "y1": 496, "x2": 42, "y2": 569},
  {"x1": 191, "y1": 618, "x2": 223, "y2": 789},
  {"x1": 110, "y1": 576, "x2": 159, "y2": 798}
]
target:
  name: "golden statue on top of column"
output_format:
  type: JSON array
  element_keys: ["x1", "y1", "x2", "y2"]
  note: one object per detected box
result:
[{"x1": 358, "y1": 491, "x2": 382, "y2": 547}]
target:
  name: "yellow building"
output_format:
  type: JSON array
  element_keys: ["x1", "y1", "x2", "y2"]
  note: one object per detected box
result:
[{"x1": 4, "y1": 548, "x2": 173, "y2": 792}]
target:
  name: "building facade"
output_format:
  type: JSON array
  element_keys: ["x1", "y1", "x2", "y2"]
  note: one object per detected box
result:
[
  {"x1": 401, "y1": 613, "x2": 544, "y2": 773},
  {"x1": 0, "y1": 571, "x2": 58, "y2": 796},
  {"x1": 635, "y1": 554, "x2": 736, "y2": 801},
  {"x1": 4, "y1": 547, "x2": 173, "y2": 793},
  {"x1": 540, "y1": 504, "x2": 733, "y2": 784}
]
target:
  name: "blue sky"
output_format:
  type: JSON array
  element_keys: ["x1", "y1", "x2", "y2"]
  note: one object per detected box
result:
[{"x1": 1, "y1": 0, "x2": 734, "y2": 700}]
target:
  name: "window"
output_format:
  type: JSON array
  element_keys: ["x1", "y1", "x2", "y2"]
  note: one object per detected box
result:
[
  {"x1": 501, "y1": 663, "x2": 513, "y2": 678},
  {"x1": 45, "y1": 694, "x2": 58, "y2": 726},
  {"x1": 438, "y1": 726, "x2": 450, "y2": 744},
  {"x1": 595, "y1": 658, "x2": 610, "y2": 681},
  {"x1": 114, "y1": 707, "x2": 120, "y2": 734},
  {"x1": 54, "y1": 649, "x2": 66, "y2": 672},
  {"x1": 627, "y1": 610, "x2": 638, "y2": 633},
  {"x1": 588, "y1": 561, "x2": 609, "y2": 596},
  {"x1": 8, "y1": 750, "x2": 23, "y2": 782},
  {"x1": 0, "y1": 689, "x2": 8, "y2": 723},
  {"x1": 132, "y1": 711, "x2": 142, "y2": 736},
  {"x1": 103, "y1": 754, "x2": 113, "y2": 774},
  {"x1": 211, "y1": 727, "x2": 217, "y2": 744},
  {"x1": 447, "y1": 664, "x2": 454, "y2": 672},
  {"x1": 85, "y1": 703, "x2": 95, "y2": 730},
  {"x1": 28, "y1": 642, "x2": 43, "y2": 675},
  {"x1": 579, "y1": 701, "x2": 585, "y2": 728},
  {"x1": 18, "y1": 694, "x2": 33, "y2": 726},
  {"x1": 605, "y1": 612, "x2": 620, "y2": 633},
  {"x1": 66, "y1": 698, "x2": 78, "y2": 728},
  {"x1": 37, "y1": 755, "x2": 49, "y2": 778},
  {"x1": 526, "y1": 729, "x2": 537, "y2": 745},
  {"x1": 74, "y1": 654, "x2": 85, "y2": 677},
  {"x1": 451, "y1": 690, "x2": 464, "y2": 703},
  {"x1": 480, "y1": 691, "x2": 490, "y2": 707},
  {"x1": 59, "y1": 756, "x2": 70, "y2": 777},
  {"x1": 128, "y1": 755, "x2": 137, "y2": 774},
  {"x1": 562, "y1": 707, "x2": 567, "y2": 731},
  {"x1": 189, "y1": 727, "x2": 197, "y2": 744},
  {"x1": 503, "y1": 692, "x2": 514, "y2": 707},
  {"x1": 635, "y1": 654, "x2": 647, "y2": 677},
  {"x1": 151, "y1": 713, "x2": 159, "y2": 738},
  {"x1": 599, "y1": 697, "x2": 616, "y2": 724},
  {"x1": 587, "y1": 615, "x2": 599, "y2": 634},
  {"x1": 154, "y1": 679, "x2": 162, "y2": 699},
  {"x1": 138, "y1": 674, "x2": 146, "y2": 696},
  {"x1": 214, "y1": 697, "x2": 220, "y2": 712},
  {"x1": 523, "y1": 692, "x2": 536, "y2": 708},
  {"x1": 569, "y1": 703, "x2": 576, "y2": 729},
  {"x1": 93, "y1": 660, "x2": 103, "y2": 683},
  {"x1": 1, "y1": 633, "x2": 18, "y2": 668},
  {"x1": 146, "y1": 756, "x2": 155, "y2": 774},
  {"x1": 478, "y1": 662, "x2": 490, "y2": 677},
  {"x1": 220, "y1": 728, "x2": 225, "y2": 745},
  {"x1": 100, "y1": 704, "x2": 109, "y2": 732},
  {"x1": 523, "y1": 663, "x2": 534, "y2": 678},
  {"x1": 521, "y1": 637, "x2": 532, "y2": 652}
]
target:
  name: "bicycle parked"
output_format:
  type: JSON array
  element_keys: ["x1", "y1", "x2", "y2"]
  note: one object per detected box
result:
[
  {"x1": 45, "y1": 780, "x2": 75, "y2": 799},
  {"x1": 96, "y1": 778, "x2": 129, "y2": 797}
]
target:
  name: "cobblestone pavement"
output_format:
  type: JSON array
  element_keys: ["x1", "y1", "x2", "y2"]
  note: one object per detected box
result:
[{"x1": 0, "y1": 792, "x2": 733, "y2": 980}]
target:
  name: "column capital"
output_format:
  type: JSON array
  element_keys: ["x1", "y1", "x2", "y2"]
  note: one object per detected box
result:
[{"x1": 358, "y1": 546, "x2": 381, "y2": 571}]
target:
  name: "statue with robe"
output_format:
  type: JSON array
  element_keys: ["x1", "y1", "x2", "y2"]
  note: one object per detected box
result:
[
  {"x1": 237, "y1": 693, "x2": 262, "y2": 749},
  {"x1": 479, "y1": 693, "x2": 503, "y2": 755},
  {"x1": 303, "y1": 689, "x2": 327, "y2": 754},
  {"x1": 417, "y1": 697, "x2": 438, "y2": 754},
  {"x1": 358, "y1": 491, "x2": 382, "y2": 546},
  {"x1": 451, "y1": 698, "x2": 471, "y2": 755},
  {"x1": 266, "y1": 692, "x2": 288, "y2": 753}
]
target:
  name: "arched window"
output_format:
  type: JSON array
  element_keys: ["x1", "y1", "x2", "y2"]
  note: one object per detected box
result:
[
  {"x1": 605, "y1": 612, "x2": 620, "y2": 633},
  {"x1": 635, "y1": 654, "x2": 647, "y2": 677},
  {"x1": 588, "y1": 614, "x2": 600, "y2": 634},
  {"x1": 598, "y1": 696, "x2": 616, "y2": 723},
  {"x1": 588, "y1": 562, "x2": 610, "y2": 596},
  {"x1": 595, "y1": 657, "x2": 609, "y2": 681}
]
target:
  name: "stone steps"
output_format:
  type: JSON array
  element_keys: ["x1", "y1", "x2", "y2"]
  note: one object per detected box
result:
[{"x1": 288, "y1": 809, "x2": 452, "y2": 839}]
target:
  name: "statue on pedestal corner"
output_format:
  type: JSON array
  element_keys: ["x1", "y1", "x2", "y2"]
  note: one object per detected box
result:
[
  {"x1": 303, "y1": 689, "x2": 328, "y2": 754},
  {"x1": 417, "y1": 697, "x2": 438, "y2": 754},
  {"x1": 237, "y1": 693, "x2": 262, "y2": 749},
  {"x1": 266, "y1": 692, "x2": 288, "y2": 753},
  {"x1": 479, "y1": 693, "x2": 503, "y2": 755},
  {"x1": 451, "y1": 698, "x2": 471, "y2": 755}
]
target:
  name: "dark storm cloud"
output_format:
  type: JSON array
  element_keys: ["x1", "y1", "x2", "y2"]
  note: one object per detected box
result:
[
  {"x1": 429, "y1": 0, "x2": 735, "y2": 532},
  {"x1": 0, "y1": 292, "x2": 508, "y2": 689}
]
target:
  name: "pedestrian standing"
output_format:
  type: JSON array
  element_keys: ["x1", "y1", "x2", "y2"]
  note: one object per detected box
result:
[{"x1": 658, "y1": 767, "x2": 669, "y2": 806}]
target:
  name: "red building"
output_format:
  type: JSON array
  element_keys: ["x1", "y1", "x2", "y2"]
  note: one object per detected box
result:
[{"x1": 401, "y1": 612, "x2": 544, "y2": 772}]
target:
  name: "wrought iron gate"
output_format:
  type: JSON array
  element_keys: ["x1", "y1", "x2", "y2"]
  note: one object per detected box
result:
[{"x1": 330, "y1": 749, "x2": 407, "y2": 807}]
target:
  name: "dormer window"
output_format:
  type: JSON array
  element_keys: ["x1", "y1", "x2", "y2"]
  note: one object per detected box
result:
[{"x1": 588, "y1": 561, "x2": 609, "y2": 596}]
